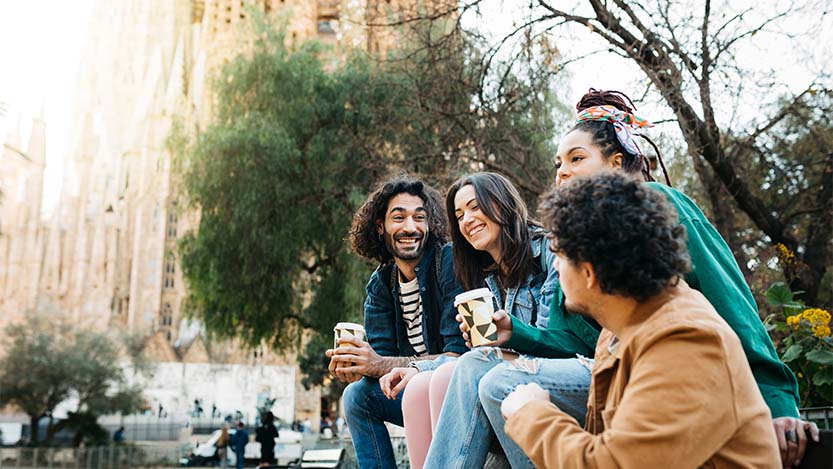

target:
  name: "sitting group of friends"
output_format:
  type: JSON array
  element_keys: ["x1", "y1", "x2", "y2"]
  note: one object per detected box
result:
[{"x1": 324, "y1": 89, "x2": 819, "y2": 469}]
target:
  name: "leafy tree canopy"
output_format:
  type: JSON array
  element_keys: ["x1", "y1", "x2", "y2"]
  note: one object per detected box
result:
[{"x1": 0, "y1": 316, "x2": 144, "y2": 446}]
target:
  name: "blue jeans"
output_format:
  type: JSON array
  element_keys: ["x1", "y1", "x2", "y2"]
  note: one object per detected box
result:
[
  {"x1": 424, "y1": 348, "x2": 592, "y2": 469},
  {"x1": 343, "y1": 377, "x2": 404, "y2": 469}
]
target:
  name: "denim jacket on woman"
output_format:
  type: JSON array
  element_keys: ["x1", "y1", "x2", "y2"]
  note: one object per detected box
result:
[{"x1": 484, "y1": 227, "x2": 555, "y2": 330}]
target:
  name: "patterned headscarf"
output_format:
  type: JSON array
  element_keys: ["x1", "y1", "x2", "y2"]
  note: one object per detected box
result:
[{"x1": 575, "y1": 105, "x2": 653, "y2": 156}]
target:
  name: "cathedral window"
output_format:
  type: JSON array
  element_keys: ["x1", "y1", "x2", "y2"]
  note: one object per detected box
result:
[
  {"x1": 162, "y1": 303, "x2": 173, "y2": 327},
  {"x1": 167, "y1": 202, "x2": 178, "y2": 239}
]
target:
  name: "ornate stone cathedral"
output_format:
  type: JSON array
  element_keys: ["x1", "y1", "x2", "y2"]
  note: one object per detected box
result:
[{"x1": 0, "y1": 0, "x2": 433, "y2": 424}]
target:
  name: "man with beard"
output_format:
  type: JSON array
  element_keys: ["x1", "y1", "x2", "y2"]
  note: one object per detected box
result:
[{"x1": 326, "y1": 176, "x2": 467, "y2": 469}]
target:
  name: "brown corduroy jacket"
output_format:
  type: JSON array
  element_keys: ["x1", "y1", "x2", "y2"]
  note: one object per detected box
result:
[{"x1": 505, "y1": 282, "x2": 780, "y2": 469}]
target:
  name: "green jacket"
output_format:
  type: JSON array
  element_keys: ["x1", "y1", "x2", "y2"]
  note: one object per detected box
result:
[{"x1": 506, "y1": 182, "x2": 799, "y2": 418}]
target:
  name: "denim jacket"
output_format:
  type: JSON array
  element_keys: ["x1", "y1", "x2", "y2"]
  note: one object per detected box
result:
[
  {"x1": 484, "y1": 228, "x2": 555, "y2": 330},
  {"x1": 413, "y1": 229, "x2": 558, "y2": 372},
  {"x1": 363, "y1": 242, "x2": 468, "y2": 359}
]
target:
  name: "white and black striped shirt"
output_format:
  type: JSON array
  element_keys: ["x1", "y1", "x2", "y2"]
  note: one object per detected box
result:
[{"x1": 399, "y1": 276, "x2": 427, "y2": 356}]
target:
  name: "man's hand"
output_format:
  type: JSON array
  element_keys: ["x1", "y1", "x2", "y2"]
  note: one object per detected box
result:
[
  {"x1": 501, "y1": 382, "x2": 550, "y2": 420},
  {"x1": 457, "y1": 309, "x2": 513, "y2": 347},
  {"x1": 328, "y1": 336, "x2": 390, "y2": 378},
  {"x1": 379, "y1": 367, "x2": 419, "y2": 399},
  {"x1": 772, "y1": 416, "x2": 819, "y2": 467},
  {"x1": 325, "y1": 348, "x2": 361, "y2": 383}
]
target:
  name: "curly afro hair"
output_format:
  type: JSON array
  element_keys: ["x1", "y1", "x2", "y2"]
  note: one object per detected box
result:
[
  {"x1": 538, "y1": 172, "x2": 691, "y2": 301},
  {"x1": 349, "y1": 176, "x2": 449, "y2": 264}
]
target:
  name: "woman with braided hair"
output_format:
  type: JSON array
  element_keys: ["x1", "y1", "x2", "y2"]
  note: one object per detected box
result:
[{"x1": 423, "y1": 89, "x2": 816, "y2": 468}]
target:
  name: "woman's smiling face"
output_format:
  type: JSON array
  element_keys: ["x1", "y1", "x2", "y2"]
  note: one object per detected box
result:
[
  {"x1": 555, "y1": 129, "x2": 621, "y2": 187},
  {"x1": 454, "y1": 184, "x2": 502, "y2": 262}
]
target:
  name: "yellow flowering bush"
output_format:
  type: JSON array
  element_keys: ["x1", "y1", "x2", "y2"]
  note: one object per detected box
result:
[
  {"x1": 786, "y1": 308, "x2": 832, "y2": 338},
  {"x1": 766, "y1": 283, "x2": 833, "y2": 407}
]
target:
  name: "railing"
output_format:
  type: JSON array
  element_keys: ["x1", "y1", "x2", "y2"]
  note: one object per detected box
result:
[
  {"x1": 800, "y1": 407, "x2": 833, "y2": 430},
  {"x1": 189, "y1": 416, "x2": 232, "y2": 435},
  {"x1": 0, "y1": 445, "x2": 186, "y2": 469}
]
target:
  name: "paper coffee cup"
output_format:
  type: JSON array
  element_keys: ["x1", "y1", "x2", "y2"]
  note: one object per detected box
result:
[
  {"x1": 333, "y1": 322, "x2": 366, "y2": 349},
  {"x1": 454, "y1": 288, "x2": 498, "y2": 346}
]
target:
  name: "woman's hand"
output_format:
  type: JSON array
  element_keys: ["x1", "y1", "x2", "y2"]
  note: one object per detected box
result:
[
  {"x1": 457, "y1": 309, "x2": 513, "y2": 347},
  {"x1": 379, "y1": 366, "x2": 419, "y2": 399},
  {"x1": 772, "y1": 416, "x2": 819, "y2": 467}
]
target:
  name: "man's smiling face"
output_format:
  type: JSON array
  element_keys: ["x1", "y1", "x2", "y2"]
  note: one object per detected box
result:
[{"x1": 378, "y1": 193, "x2": 429, "y2": 261}]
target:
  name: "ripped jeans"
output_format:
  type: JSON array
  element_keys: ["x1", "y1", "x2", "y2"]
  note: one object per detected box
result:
[{"x1": 423, "y1": 347, "x2": 592, "y2": 469}]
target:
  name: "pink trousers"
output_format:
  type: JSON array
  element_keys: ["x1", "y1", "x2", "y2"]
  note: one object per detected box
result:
[{"x1": 401, "y1": 361, "x2": 458, "y2": 469}]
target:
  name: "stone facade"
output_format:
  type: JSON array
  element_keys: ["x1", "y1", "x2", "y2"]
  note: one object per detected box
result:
[{"x1": 0, "y1": 0, "x2": 422, "y2": 425}]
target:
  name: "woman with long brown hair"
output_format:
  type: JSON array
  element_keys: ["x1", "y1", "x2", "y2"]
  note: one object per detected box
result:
[{"x1": 380, "y1": 172, "x2": 563, "y2": 468}]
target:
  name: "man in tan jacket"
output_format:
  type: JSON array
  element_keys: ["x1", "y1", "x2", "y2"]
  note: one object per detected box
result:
[{"x1": 501, "y1": 173, "x2": 781, "y2": 468}]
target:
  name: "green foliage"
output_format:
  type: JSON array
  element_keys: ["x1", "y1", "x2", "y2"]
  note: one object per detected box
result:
[
  {"x1": 0, "y1": 316, "x2": 73, "y2": 444},
  {"x1": 178, "y1": 34, "x2": 385, "y2": 352},
  {"x1": 175, "y1": 13, "x2": 565, "y2": 396},
  {"x1": 730, "y1": 90, "x2": 833, "y2": 305},
  {"x1": 764, "y1": 283, "x2": 833, "y2": 407},
  {"x1": 0, "y1": 316, "x2": 145, "y2": 446},
  {"x1": 765, "y1": 282, "x2": 805, "y2": 311}
]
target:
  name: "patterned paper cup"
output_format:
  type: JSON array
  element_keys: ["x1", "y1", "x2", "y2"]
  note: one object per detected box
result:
[
  {"x1": 333, "y1": 322, "x2": 366, "y2": 349},
  {"x1": 454, "y1": 288, "x2": 497, "y2": 346},
  {"x1": 333, "y1": 322, "x2": 366, "y2": 370}
]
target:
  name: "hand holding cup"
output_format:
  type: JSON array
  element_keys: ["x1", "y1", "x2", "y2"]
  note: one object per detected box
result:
[
  {"x1": 455, "y1": 288, "x2": 499, "y2": 347},
  {"x1": 458, "y1": 309, "x2": 513, "y2": 348},
  {"x1": 328, "y1": 322, "x2": 366, "y2": 383}
]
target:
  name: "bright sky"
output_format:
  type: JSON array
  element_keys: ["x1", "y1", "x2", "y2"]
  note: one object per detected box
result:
[
  {"x1": 0, "y1": 0, "x2": 828, "y2": 216},
  {"x1": 0, "y1": 0, "x2": 94, "y2": 214},
  {"x1": 467, "y1": 0, "x2": 832, "y2": 133}
]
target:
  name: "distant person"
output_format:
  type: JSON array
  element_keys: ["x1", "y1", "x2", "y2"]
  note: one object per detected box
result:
[
  {"x1": 335, "y1": 416, "x2": 345, "y2": 433},
  {"x1": 231, "y1": 421, "x2": 248, "y2": 469},
  {"x1": 112, "y1": 426, "x2": 125, "y2": 443},
  {"x1": 217, "y1": 425, "x2": 230, "y2": 469},
  {"x1": 256, "y1": 412, "x2": 279, "y2": 467},
  {"x1": 319, "y1": 416, "x2": 332, "y2": 434}
]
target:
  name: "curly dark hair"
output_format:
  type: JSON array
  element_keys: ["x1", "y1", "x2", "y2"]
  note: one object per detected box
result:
[
  {"x1": 571, "y1": 88, "x2": 671, "y2": 185},
  {"x1": 349, "y1": 176, "x2": 449, "y2": 263},
  {"x1": 539, "y1": 172, "x2": 691, "y2": 301},
  {"x1": 446, "y1": 172, "x2": 542, "y2": 291}
]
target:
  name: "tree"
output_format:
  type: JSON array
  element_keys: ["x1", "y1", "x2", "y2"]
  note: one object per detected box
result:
[
  {"x1": 0, "y1": 316, "x2": 73, "y2": 445},
  {"x1": 0, "y1": 317, "x2": 144, "y2": 446},
  {"x1": 388, "y1": 0, "x2": 832, "y2": 306},
  {"x1": 175, "y1": 12, "x2": 565, "y2": 387},
  {"x1": 51, "y1": 331, "x2": 144, "y2": 447}
]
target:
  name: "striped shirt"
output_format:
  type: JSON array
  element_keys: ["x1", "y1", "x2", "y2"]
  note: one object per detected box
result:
[{"x1": 399, "y1": 275, "x2": 427, "y2": 356}]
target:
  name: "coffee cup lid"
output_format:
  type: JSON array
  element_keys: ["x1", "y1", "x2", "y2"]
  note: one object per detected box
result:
[
  {"x1": 334, "y1": 322, "x2": 365, "y2": 332},
  {"x1": 454, "y1": 288, "x2": 494, "y2": 306}
]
